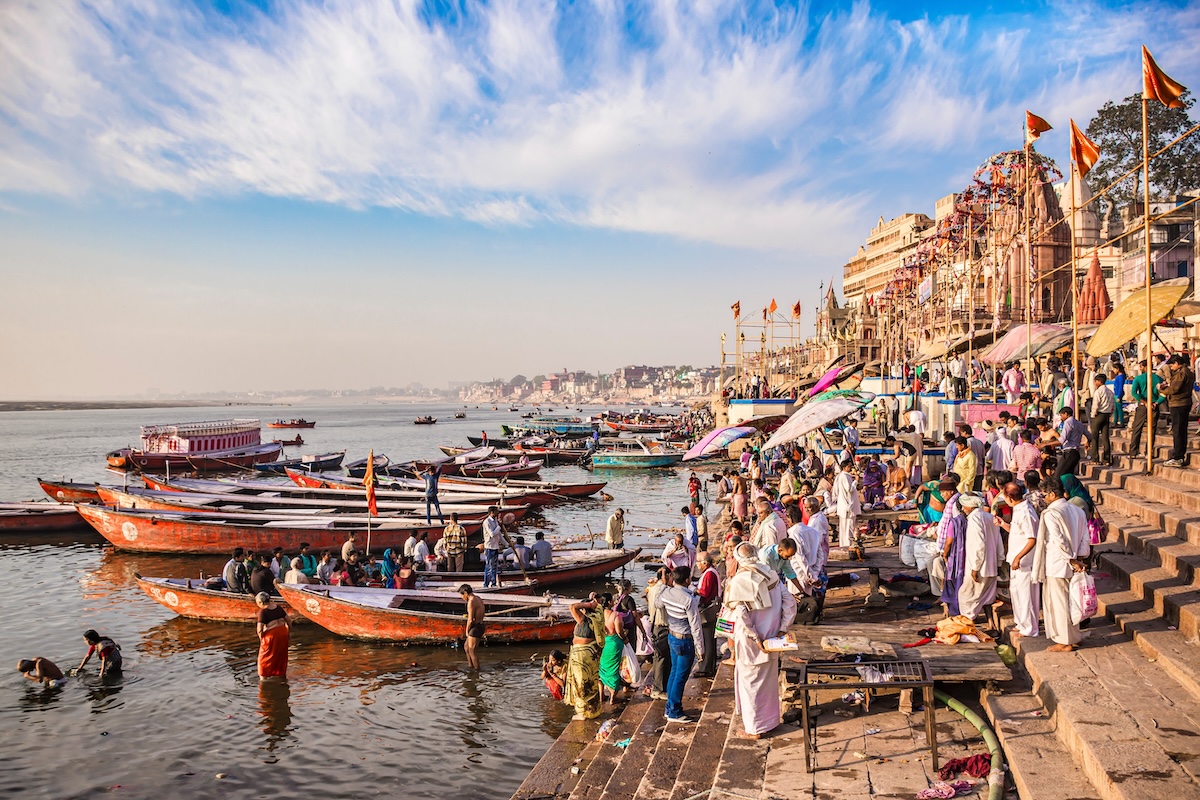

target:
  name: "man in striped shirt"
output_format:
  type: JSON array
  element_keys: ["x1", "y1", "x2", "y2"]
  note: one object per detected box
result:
[
  {"x1": 441, "y1": 512, "x2": 467, "y2": 572},
  {"x1": 1011, "y1": 429, "x2": 1043, "y2": 483}
]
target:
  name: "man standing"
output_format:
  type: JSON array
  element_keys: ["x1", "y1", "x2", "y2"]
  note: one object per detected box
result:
[
  {"x1": 341, "y1": 532, "x2": 359, "y2": 563},
  {"x1": 1164, "y1": 354, "x2": 1195, "y2": 467},
  {"x1": 832, "y1": 459, "x2": 861, "y2": 548},
  {"x1": 681, "y1": 506, "x2": 699, "y2": 549},
  {"x1": 957, "y1": 494, "x2": 1003, "y2": 621},
  {"x1": 1001, "y1": 482, "x2": 1040, "y2": 639},
  {"x1": 959, "y1": 424, "x2": 986, "y2": 491},
  {"x1": 654, "y1": 566, "x2": 704, "y2": 723},
  {"x1": 1128, "y1": 359, "x2": 1164, "y2": 458},
  {"x1": 751, "y1": 497, "x2": 787, "y2": 549},
  {"x1": 1089, "y1": 373, "x2": 1115, "y2": 466},
  {"x1": 694, "y1": 552, "x2": 721, "y2": 678},
  {"x1": 1002, "y1": 362, "x2": 1025, "y2": 404},
  {"x1": 458, "y1": 585, "x2": 485, "y2": 669},
  {"x1": 481, "y1": 507, "x2": 505, "y2": 587},
  {"x1": 693, "y1": 503, "x2": 709, "y2": 551},
  {"x1": 646, "y1": 567, "x2": 673, "y2": 700},
  {"x1": 949, "y1": 355, "x2": 967, "y2": 399},
  {"x1": 423, "y1": 465, "x2": 444, "y2": 525},
  {"x1": 843, "y1": 419, "x2": 861, "y2": 453},
  {"x1": 804, "y1": 496, "x2": 832, "y2": 569},
  {"x1": 297, "y1": 543, "x2": 319, "y2": 580},
  {"x1": 1033, "y1": 477, "x2": 1091, "y2": 652},
  {"x1": 1055, "y1": 407, "x2": 1090, "y2": 478},
  {"x1": 605, "y1": 508, "x2": 625, "y2": 549},
  {"x1": 724, "y1": 543, "x2": 787, "y2": 738},
  {"x1": 442, "y1": 512, "x2": 467, "y2": 572}
]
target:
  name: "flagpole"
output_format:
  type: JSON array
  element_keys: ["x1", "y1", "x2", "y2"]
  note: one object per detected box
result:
[
  {"x1": 1070, "y1": 159, "x2": 1081, "y2": 408},
  {"x1": 1143, "y1": 93, "x2": 1155, "y2": 472},
  {"x1": 1024, "y1": 134, "x2": 1033, "y2": 380}
]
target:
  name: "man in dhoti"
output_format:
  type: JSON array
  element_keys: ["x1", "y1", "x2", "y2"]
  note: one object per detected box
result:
[
  {"x1": 957, "y1": 493, "x2": 1004, "y2": 620},
  {"x1": 1000, "y1": 482, "x2": 1040, "y2": 638},
  {"x1": 1032, "y1": 476, "x2": 1091, "y2": 652},
  {"x1": 722, "y1": 544, "x2": 790, "y2": 739},
  {"x1": 831, "y1": 459, "x2": 861, "y2": 548},
  {"x1": 751, "y1": 497, "x2": 787, "y2": 549}
]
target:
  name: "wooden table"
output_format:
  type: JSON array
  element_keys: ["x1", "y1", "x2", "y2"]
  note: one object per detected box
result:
[{"x1": 858, "y1": 508, "x2": 920, "y2": 546}]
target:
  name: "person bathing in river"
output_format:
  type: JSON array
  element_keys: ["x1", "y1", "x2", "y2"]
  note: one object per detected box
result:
[
  {"x1": 459, "y1": 584, "x2": 486, "y2": 670},
  {"x1": 74, "y1": 630, "x2": 122, "y2": 678},
  {"x1": 17, "y1": 657, "x2": 65, "y2": 687}
]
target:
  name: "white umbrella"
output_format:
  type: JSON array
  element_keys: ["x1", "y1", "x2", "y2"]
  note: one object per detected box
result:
[{"x1": 761, "y1": 390, "x2": 876, "y2": 451}]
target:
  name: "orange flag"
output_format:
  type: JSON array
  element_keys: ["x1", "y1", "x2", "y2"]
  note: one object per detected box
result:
[
  {"x1": 791, "y1": 301, "x2": 802, "y2": 318},
  {"x1": 1025, "y1": 111, "x2": 1052, "y2": 144},
  {"x1": 363, "y1": 448, "x2": 378, "y2": 516},
  {"x1": 731, "y1": 301, "x2": 741, "y2": 319},
  {"x1": 1143, "y1": 46, "x2": 1187, "y2": 109},
  {"x1": 768, "y1": 298, "x2": 778, "y2": 314},
  {"x1": 1070, "y1": 119, "x2": 1101, "y2": 179}
]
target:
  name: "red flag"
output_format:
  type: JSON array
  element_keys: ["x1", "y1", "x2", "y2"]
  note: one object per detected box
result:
[
  {"x1": 1143, "y1": 46, "x2": 1187, "y2": 109},
  {"x1": 731, "y1": 301, "x2": 741, "y2": 319},
  {"x1": 363, "y1": 448, "x2": 378, "y2": 516},
  {"x1": 791, "y1": 301, "x2": 802, "y2": 318},
  {"x1": 768, "y1": 298, "x2": 778, "y2": 315},
  {"x1": 1025, "y1": 110, "x2": 1052, "y2": 144},
  {"x1": 1070, "y1": 118, "x2": 1101, "y2": 179}
]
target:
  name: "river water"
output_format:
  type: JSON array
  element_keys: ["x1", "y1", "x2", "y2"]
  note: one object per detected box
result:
[{"x1": 1, "y1": 403, "x2": 702, "y2": 799}]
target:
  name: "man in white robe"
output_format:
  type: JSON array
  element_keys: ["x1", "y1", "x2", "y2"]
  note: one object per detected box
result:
[
  {"x1": 831, "y1": 459, "x2": 861, "y2": 548},
  {"x1": 804, "y1": 497, "x2": 832, "y2": 569},
  {"x1": 1032, "y1": 477, "x2": 1091, "y2": 651},
  {"x1": 723, "y1": 544, "x2": 790, "y2": 738},
  {"x1": 751, "y1": 497, "x2": 788, "y2": 549},
  {"x1": 1002, "y1": 483, "x2": 1040, "y2": 638},
  {"x1": 957, "y1": 493, "x2": 1004, "y2": 619}
]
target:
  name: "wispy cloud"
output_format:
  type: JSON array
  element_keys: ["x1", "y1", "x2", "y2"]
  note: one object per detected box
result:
[{"x1": 1, "y1": 0, "x2": 1198, "y2": 252}]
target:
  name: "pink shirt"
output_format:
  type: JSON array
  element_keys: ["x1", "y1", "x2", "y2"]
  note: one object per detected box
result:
[{"x1": 1012, "y1": 442, "x2": 1043, "y2": 479}]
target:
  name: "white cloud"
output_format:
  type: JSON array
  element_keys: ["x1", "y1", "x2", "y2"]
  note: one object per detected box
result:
[{"x1": 0, "y1": 0, "x2": 1198, "y2": 252}]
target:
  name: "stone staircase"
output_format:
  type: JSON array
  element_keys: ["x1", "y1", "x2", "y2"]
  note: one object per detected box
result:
[{"x1": 984, "y1": 428, "x2": 1200, "y2": 800}]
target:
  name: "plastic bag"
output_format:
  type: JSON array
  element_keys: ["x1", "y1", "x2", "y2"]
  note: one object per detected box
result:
[
  {"x1": 913, "y1": 539, "x2": 940, "y2": 574},
  {"x1": 899, "y1": 533, "x2": 918, "y2": 567},
  {"x1": 634, "y1": 618, "x2": 653, "y2": 658},
  {"x1": 618, "y1": 642, "x2": 642, "y2": 686},
  {"x1": 1070, "y1": 571, "x2": 1098, "y2": 624}
]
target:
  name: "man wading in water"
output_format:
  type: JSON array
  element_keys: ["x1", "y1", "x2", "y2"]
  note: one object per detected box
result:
[{"x1": 459, "y1": 585, "x2": 485, "y2": 670}]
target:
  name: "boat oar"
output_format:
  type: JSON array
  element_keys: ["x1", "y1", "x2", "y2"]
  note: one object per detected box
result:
[
  {"x1": 586, "y1": 523, "x2": 596, "y2": 550},
  {"x1": 499, "y1": 523, "x2": 531, "y2": 586}
]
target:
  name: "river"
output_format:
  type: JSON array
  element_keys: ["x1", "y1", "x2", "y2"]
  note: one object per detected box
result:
[{"x1": 1, "y1": 402, "x2": 702, "y2": 799}]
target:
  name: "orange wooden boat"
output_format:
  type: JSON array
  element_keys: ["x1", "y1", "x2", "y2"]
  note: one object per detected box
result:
[
  {"x1": 0, "y1": 502, "x2": 88, "y2": 532},
  {"x1": 135, "y1": 574, "x2": 303, "y2": 623},
  {"x1": 283, "y1": 470, "x2": 557, "y2": 506},
  {"x1": 76, "y1": 504, "x2": 480, "y2": 554},
  {"x1": 38, "y1": 478, "x2": 102, "y2": 504},
  {"x1": 409, "y1": 547, "x2": 642, "y2": 590},
  {"x1": 267, "y1": 419, "x2": 316, "y2": 429},
  {"x1": 277, "y1": 583, "x2": 577, "y2": 644}
]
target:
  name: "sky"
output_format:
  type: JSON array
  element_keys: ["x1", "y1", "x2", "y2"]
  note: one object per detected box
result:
[{"x1": 1, "y1": 0, "x2": 1198, "y2": 398}]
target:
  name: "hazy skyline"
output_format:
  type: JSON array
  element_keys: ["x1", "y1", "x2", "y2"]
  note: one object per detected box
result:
[{"x1": 2, "y1": 0, "x2": 1197, "y2": 399}]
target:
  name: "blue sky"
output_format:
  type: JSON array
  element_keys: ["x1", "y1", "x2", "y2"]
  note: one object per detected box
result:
[{"x1": 1, "y1": 0, "x2": 1197, "y2": 398}]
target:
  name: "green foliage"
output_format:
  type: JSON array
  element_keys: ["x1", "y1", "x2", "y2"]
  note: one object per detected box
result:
[{"x1": 1085, "y1": 92, "x2": 1200, "y2": 215}]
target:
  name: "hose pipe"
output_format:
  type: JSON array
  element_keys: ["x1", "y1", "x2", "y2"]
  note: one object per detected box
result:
[{"x1": 933, "y1": 689, "x2": 1005, "y2": 800}]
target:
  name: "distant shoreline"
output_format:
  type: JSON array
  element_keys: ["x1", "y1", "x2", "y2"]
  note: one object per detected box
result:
[{"x1": 0, "y1": 401, "x2": 270, "y2": 412}]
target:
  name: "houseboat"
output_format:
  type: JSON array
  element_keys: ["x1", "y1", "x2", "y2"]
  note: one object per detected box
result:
[{"x1": 106, "y1": 419, "x2": 282, "y2": 472}]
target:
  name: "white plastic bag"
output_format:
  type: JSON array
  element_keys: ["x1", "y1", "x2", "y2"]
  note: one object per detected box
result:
[
  {"x1": 1070, "y1": 571, "x2": 1098, "y2": 625},
  {"x1": 913, "y1": 539, "x2": 940, "y2": 574},
  {"x1": 619, "y1": 642, "x2": 642, "y2": 686},
  {"x1": 900, "y1": 533, "x2": 918, "y2": 567}
]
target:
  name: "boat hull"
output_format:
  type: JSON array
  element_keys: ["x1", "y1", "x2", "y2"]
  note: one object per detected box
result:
[
  {"x1": 135, "y1": 574, "x2": 302, "y2": 623},
  {"x1": 267, "y1": 421, "x2": 316, "y2": 429},
  {"x1": 38, "y1": 479, "x2": 102, "y2": 504},
  {"x1": 590, "y1": 454, "x2": 684, "y2": 468},
  {"x1": 277, "y1": 583, "x2": 576, "y2": 644},
  {"x1": 0, "y1": 503, "x2": 87, "y2": 532},
  {"x1": 107, "y1": 442, "x2": 283, "y2": 472},
  {"x1": 413, "y1": 547, "x2": 641, "y2": 590}
]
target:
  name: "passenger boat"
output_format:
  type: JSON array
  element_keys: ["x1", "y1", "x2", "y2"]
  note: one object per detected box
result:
[
  {"x1": 589, "y1": 438, "x2": 685, "y2": 469},
  {"x1": 437, "y1": 475, "x2": 608, "y2": 499},
  {"x1": 502, "y1": 416, "x2": 597, "y2": 436},
  {"x1": 407, "y1": 547, "x2": 642, "y2": 590},
  {"x1": 0, "y1": 502, "x2": 87, "y2": 532},
  {"x1": 414, "y1": 416, "x2": 437, "y2": 425},
  {"x1": 467, "y1": 435, "x2": 511, "y2": 448},
  {"x1": 604, "y1": 420, "x2": 676, "y2": 434},
  {"x1": 277, "y1": 583, "x2": 577, "y2": 644},
  {"x1": 38, "y1": 478, "x2": 102, "y2": 504},
  {"x1": 508, "y1": 406, "x2": 520, "y2": 412},
  {"x1": 75, "y1": 504, "x2": 483, "y2": 554},
  {"x1": 252, "y1": 450, "x2": 346, "y2": 474},
  {"x1": 267, "y1": 419, "x2": 317, "y2": 429},
  {"x1": 95, "y1": 486, "x2": 527, "y2": 522},
  {"x1": 135, "y1": 574, "x2": 302, "y2": 623},
  {"x1": 106, "y1": 419, "x2": 282, "y2": 472},
  {"x1": 460, "y1": 460, "x2": 543, "y2": 479},
  {"x1": 453, "y1": 412, "x2": 466, "y2": 419},
  {"x1": 511, "y1": 443, "x2": 591, "y2": 464},
  {"x1": 273, "y1": 435, "x2": 304, "y2": 447}
]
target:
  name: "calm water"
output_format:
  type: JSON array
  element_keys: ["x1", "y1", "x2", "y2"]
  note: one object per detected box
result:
[{"x1": 1, "y1": 402, "x2": 700, "y2": 799}]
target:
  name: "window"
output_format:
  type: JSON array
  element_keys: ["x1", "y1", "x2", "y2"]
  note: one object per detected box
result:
[{"x1": 1178, "y1": 261, "x2": 1189, "y2": 278}]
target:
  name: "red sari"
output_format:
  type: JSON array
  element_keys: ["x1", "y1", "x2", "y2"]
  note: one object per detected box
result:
[{"x1": 258, "y1": 606, "x2": 289, "y2": 678}]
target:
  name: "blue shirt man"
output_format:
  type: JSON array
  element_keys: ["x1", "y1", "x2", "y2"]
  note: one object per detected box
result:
[{"x1": 682, "y1": 507, "x2": 699, "y2": 548}]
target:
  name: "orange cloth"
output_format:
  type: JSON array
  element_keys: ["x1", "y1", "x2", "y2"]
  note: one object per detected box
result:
[
  {"x1": 258, "y1": 624, "x2": 289, "y2": 678},
  {"x1": 933, "y1": 615, "x2": 994, "y2": 645}
]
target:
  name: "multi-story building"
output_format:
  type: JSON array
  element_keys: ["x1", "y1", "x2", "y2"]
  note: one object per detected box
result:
[{"x1": 841, "y1": 212, "x2": 934, "y2": 308}]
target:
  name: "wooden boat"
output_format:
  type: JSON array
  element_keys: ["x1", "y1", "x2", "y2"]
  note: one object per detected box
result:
[
  {"x1": 437, "y1": 475, "x2": 608, "y2": 499},
  {"x1": 375, "y1": 446, "x2": 497, "y2": 478},
  {"x1": 511, "y1": 443, "x2": 591, "y2": 464},
  {"x1": 453, "y1": 412, "x2": 466, "y2": 419},
  {"x1": 277, "y1": 583, "x2": 577, "y2": 644},
  {"x1": 413, "y1": 416, "x2": 437, "y2": 425},
  {"x1": 508, "y1": 406, "x2": 520, "y2": 412},
  {"x1": 503, "y1": 416, "x2": 597, "y2": 436},
  {"x1": 273, "y1": 435, "x2": 305, "y2": 447},
  {"x1": 75, "y1": 504, "x2": 483, "y2": 554},
  {"x1": 589, "y1": 438, "x2": 685, "y2": 469},
  {"x1": 0, "y1": 502, "x2": 87, "y2": 532},
  {"x1": 467, "y1": 435, "x2": 511, "y2": 448},
  {"x1": 345, "y1": 453, "x2": 389, "y2": 477},
  {"x1": 106, "y1": 419, "x2": 282, "y2": 472},
  {"x1": 38, "y1": 478, "x2": 102, "y2": 504},
  {"x1": 410, "y1": 547, "x2": 642, "y2": 590},
  {"x1": 95, "y1": 486, "x2": 528, "y2": 522},
  {"x1": 135, "y1": 574, "x2": 302, "y2": 623},
  {"x1": 267, "y1": 419, "x2": 317, "y2": 429},
  {"x1": 461, "y1": 460, "x2": 543, "y2": 480},
  {"x1": 604, "y1": 419, "x2": 676, "y2": 434},
  {"x1": 252, "y1": 450, "x2": 346, "y2": 474},
  {"x1": 141, "y1": 473, "x2": 546, "y2": 507}
]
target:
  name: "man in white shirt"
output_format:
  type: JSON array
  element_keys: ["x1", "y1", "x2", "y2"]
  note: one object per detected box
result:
[
  {"x1": 751, "y1": 497, "x2": 788, "y2": 549},
  {"x1": 785, "y1": 505, "x2": 820, "y2": 592},
  {"x1": 481, "y1": 507, "x2": 506, "y2": 587},
  {"x1": 949, "y1": 356, "x2": 967, "y2": 399},
  {"x1": 1089, "y1": 373, "x2": 1115, "y2": 465},
  {"x1": 843, "y1": 419, "x2": 861, "y2": 452},
  {"x1": 1002, "y1": 483, "x2": 1040, "y2": 638},
  {"x1": 605, "y1": 508, "x2": 625, "y2": 549},
  {"x1": 987, "y1": 427, "x2": 1015, "y2": 473},
  {"x1": 957, "y1": 493, "x2": 1004, "y2": 620},
  {"x1": 804, "y1": 496, "x2": 832, "y2": 570},
  {"x1": 1033, "y1": 477, "x2": 1091, "y2": 651},
  {"x1": 831, "y1": 459, "x2": 861, "y2": 548}
]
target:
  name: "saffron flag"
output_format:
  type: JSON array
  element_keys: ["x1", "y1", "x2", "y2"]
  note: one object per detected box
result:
[
  {"x1": 363, "y1": 448, "x2": 378, "y2": 516},
  {"x1": 768, "y1": 298, "x2": 778, "y2": 314},
  {"x1": 1069, "y1": 119, "x2": 1101, "y2": 179},
  {"x1": 1025, "y1": 111, "x2": 1052, "y2": 144},
  {"x1": 1142, "y1": 46, "x2": 1187, "y2": 109},
  {"x1": 792, "y1": 301, "x2": 802, "y2": 318},
  {"x1": 731, "y1": 301, "x2": 741, "y2": 319}
]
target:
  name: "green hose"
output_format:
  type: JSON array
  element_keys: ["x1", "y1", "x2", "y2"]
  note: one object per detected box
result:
[{"x1": 933, "y1": 689, "x2": 1004, "y2": 800}]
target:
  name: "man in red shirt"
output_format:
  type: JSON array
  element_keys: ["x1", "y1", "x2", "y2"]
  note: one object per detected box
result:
[{"x1": 694, "y1": 552, "x2": 722, "y2": 677}]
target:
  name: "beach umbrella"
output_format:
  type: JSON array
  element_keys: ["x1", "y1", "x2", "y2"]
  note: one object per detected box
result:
[
  {"x1": 762, "y1": 390, "x2": 876, "y2": 451},
  {"x1": 1086, "y1": 276, "x2": 1191, "y2": 358},
  {"x1": 683, "y1": 426, "x2": 756, "y2": 461},
  {"x1": 809, "y1": 362, "x2": 864, "y2": 396}
]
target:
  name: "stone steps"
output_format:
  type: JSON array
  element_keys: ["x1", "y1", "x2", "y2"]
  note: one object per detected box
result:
[
  {"x1": 1011, "y1": 619, "x2": 1200, "y2": 800},
  {"x1": 511, "y1": 717, "x2": 601, "y2": 800},
  {"x1": 665, "y1": 667, "x2": 736, "y2": 800},
  {"x1": 592, "y1": 697, "x2": 669, "y2": 800},
  {"x1": 568, "y1": 698, "x2": 658, "y2": 800}
]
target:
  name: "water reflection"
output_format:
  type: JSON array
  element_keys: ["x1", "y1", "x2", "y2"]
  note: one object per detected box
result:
[
  {"x1": 85, "y1": 675, "x2": 125, "y2": 714},
  {"x1": 17, "y1": 682, "x2": 65, "y2": 711},
  {"x1": 257, "y1": 680, "x2": 293, "y2": 753}
]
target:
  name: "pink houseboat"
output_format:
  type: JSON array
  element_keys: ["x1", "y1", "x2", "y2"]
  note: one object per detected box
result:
[{"x1": 106, "y1": 419, "x2": 282, "y2": 472}]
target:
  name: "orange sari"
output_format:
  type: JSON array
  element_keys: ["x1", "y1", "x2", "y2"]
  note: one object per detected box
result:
[{"x1": 258, "y1": 624, "x2": 289, "y2": 678}]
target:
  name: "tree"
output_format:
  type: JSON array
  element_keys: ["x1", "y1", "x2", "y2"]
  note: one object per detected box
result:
[
  {"x1": 510, "y1": 374, "x2": 528, "y2": 386},
  {"x1": 1085, "y1": 92, "x2": 1200, "y2": 217}
]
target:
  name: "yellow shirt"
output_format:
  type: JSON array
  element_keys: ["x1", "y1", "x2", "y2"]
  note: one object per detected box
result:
[{"x1": 953, "y1": 449, "x2": 977, "y2": 495}]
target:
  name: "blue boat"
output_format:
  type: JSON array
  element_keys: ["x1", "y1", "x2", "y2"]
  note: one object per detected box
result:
[
  {"x1": 590, "y1": 438, "x2": 685, "y2": 469},
  {"x1": 503, "y1": 416, "x2": 599, "y2": 437}
]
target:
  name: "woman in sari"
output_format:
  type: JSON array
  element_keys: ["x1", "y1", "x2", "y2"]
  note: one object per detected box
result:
[
  {"x1": 939, "y1": 500, "x2": 968, "y2": 617},
  {"x1": 597, "y1": 594, "x2": 628, "y2": 704},
  {"x1": 380, "y1": 548, "x2": 399, "y2": 588},
  {"x1": 255, "y1": 592, "x2": 290, "y2": 679},
  {"x1": 564, "y1": 595, "x2": 606, "y2": 720},
  {"x1": 731, "y1": 472, "x2": 749, "y2": 523}
]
